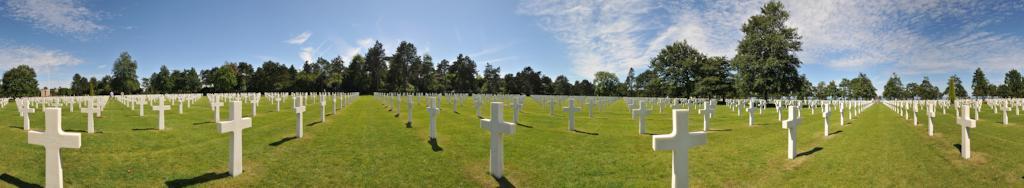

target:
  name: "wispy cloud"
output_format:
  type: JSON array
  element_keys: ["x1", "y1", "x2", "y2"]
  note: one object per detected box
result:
[
  {"x1": 519, "y1": 0, "x2": 1024, "y2": 80},
  {"x1": 339, "y1": 38, "x2": 375, "y2": 59},
  {"x1": 285, "y1": 32, "x2": 312, "y2": 45},
  {"x1": 0, "y1": 46, "x2": 83, "y2": 74},
  {"x1": 4, "y1": 0, "x2": 105, "y2": 36},
  {"x1": 299, "y1": 47, "x2": 314, "y2": 63}
]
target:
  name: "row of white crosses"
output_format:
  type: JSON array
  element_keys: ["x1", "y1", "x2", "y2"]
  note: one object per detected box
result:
[{"x1": 884, "y1": 99, "x2": 981, "y2": 160}]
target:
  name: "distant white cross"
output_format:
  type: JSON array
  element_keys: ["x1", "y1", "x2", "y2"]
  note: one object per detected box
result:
[
  {"x1": 652, "y1": 109, "x2": 707, "y2": 188},
  {"x1": 18, "y1": 103, "x2": 35, "y2": 131},
  {"x1": 28, "y1": 107, "x2": 81, "y2": 188},
  {"x1": 218, "y1": 101, "x2": 252, "y2": 176},
  {"x1": 702, "y1": 102, "x2": 712, "y2": 131},
  {"x1": 480, "y1": 102, "x2": 515, "y2": 178},
  {"x1": 822, "y1": 104, "x2": 831, "y2": 137}
]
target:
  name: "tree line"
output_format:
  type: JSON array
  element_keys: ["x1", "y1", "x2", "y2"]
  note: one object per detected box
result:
[
  {"x1": 2, "y1": 1, "x2": 889, "y2": 100},
  {"x1": 881, "y1": 68, "x2": 1024, "y2": 100}
]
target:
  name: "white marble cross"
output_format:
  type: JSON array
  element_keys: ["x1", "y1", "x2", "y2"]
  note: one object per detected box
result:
[
  {"x1": 178, "y1": 97, "x2": 184, "y2": 114},
  {"x1": 153, "y1": 97, "x2": 171, "y2": 130},
  {"x1": 294, "y1": 96, "x2": 307, "y2": 138},
  {"x1": 138, "y1": 100, "x2": 145, "y2": 117},
  {"x1": 218, "y1": 101, "x2": 252, "y2": 176},
  {"x1": 27, "y1": 107, "x2": 81, "y2": 188},
  {"x1": 652, "y1": 109, "x2": 707, "y2": 188},
  {"x1": 747, "y1": 101, "x2": 755, "y2": 127},
  {"x1": 956, "y1": 105, "x2": 977, "y2": 159},
  {"x1": 912, "y1": 102, "x2": 919, "y2": 126},
  {"x1": 511, "y1": 99, "x2": 523, "y2": 124},
  {"x1": 275, "y1": 97, "x2": 282, "y2": 112},
  {"x1": 701, "y1": 102, "x2": 713, "y2": 131},
  {"x1": 18, "y1": 104, "x2": 35, "y2": 131},
  {"x1": 427, "y1": 97, "x2": 440, "y2": 139},
  {"x1": 320, "y1": 95, "x2": 327, "y2": 123},
  {"x1": 81, "y1": 101, "x2": 100, "y2": 133},
  {"x1": 250, "y1": 96, "x2": 259, "y2": 118},
  {"x1": 563, "y1": 98, "x2": 581, "y2": 131},
  {"x1": 782, "y1": 106, "x2": 802, "y2": 159},
  {"x1": 1002, "y1": 102, "x2": 1009, "y2": 125},
  {"x1": 822, "y1": 103, "x2": 831, "y2": 137},
  {"x1": 839, "y1": 102, "x2": 845, "y2": 126},
  {"x1": 927, "y1": 103, "x2": 935, "y2": 136},
  {"x1": 407, "y1": 95, "x2": 413, "y2": 124},
  {"x1": 633, "y1": 101, "x2": 651, "y2": 134},
  {"x1": 480, "y1": 102, "x2": 515, "y2": 178},
  {"x1": 211, "y1": 98, "x2": 224, "y2": 122}
]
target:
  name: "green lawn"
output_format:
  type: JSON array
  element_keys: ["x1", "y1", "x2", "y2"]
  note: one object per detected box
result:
[{"x1": 0, "y1": 96, "x2": 1021, "y2": 187}]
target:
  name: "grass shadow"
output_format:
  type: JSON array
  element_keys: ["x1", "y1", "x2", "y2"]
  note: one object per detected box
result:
[
  {"x1": 795, "y1": 147, "x2": 824, "y2": 158},
  {"x1": 428, "y1": 138, "x2": 444, "y2": 152},
  {"x1": 707, "y1": 129, "x2": 732, "y2": 132},
  {"x1": 572, "y1": 129, "x2": 599, "y2": 136},
  {"x1": 477, "y1": 116, "x2": 483, "y2": 119},
  {"x1": 516, "y1": 123, "x2": 532, "y2": 128},
  {"x1": 164, "y1": 172, "x2": 230, "y2": 188},
  {"x1": 492, "y1": 175, "x2": 515, "y2": 188},
  {"x1": 406, "y1": 122, "x2": 412, "y2": 128},
  {"x1": 192, "y1": 121, "x2": 213, "y2": 125},
  {"x1": 394, "y1": 114, "x2": 399, "y2": 118},
  {"x1": 954, "y1": 144, "x2": 963, "y2": 154},
  {"x1": 0, "y1": 173, "x2": 41, "y2": 188},
  {"x1": 270, "y1": 136, "x2": 298, "y2": 147},
  {"x1": 642, "y1": 132, "x2": 657, "y2": 135},
  {"x1": 66, "y1": 129, "x2": 101, "y2": 134},
  {"x1": 306, "y1": 121, "x2": 322, "y2": 127},
  {"x1": 829, "y1": 130, "x2": 844, "y2": 136},
  {"x1": 132, "y1": 128, "x2": 159, "y2": 131},
  {"x1": 7, "y1": 126, "x2": 23, "y2": 130}
]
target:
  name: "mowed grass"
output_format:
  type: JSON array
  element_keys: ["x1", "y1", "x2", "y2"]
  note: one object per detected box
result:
[{"x1": 0, "y1": 96, "x2": 1022, "y2": 187}]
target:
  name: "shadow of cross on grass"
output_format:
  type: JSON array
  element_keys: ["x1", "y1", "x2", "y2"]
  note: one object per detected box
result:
[
  {"x1": 270, "y1": 136, "x2": 298, "y2": 147},
  {"x1": 428, "y1": 138, "x2": 443, "y2": 152},
  {"x1": 795, "y1": 147, "x2": 824, "y2": 158},
  {"x1": 165, "y1": 172, "x2": 230, "y2": 188},
  {"x1": 0, "y1": 173, "x2": 42, "y2": 188},
  {"x1": 492, "y1": 175, "x2": 515, "y2": 188}
]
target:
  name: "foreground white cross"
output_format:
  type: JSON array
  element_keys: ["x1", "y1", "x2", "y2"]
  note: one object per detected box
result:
[
  {"x1": 563, "y1": 98, "x2": 581, "y2": 131},
  {"x1": 81, "y1": 101, "x2": 100, "y2": 133},
  {"x1": 782, "y1": 106, "x2": 802, "y2": 159},
  {"x1": 652, "y1": 109, "x2": 707, "y2": 188},
  {"x1": 19, "y1": 104, "x2": 36, "y2": 130},
  {"x1": 956, "y1": 105, "x2": 977, "y2": 159},
  {"x1": 294, "y1": 96, "x2": 307, "y2": 138},
  {"x1": 822, "y1": 104, "x2": 831, "y2": 137},
  {"x1": 427, "y1": 97, "x2": 441, "y2": 139},
  {"x1": 218, "y1": 101, "x2": 252, "y2": 176},
  {"x1": 28, "y1": 108, "x2": 81, "y2": 188},
  {"x1": 633, "y1": 101, "x2": 651, "y2": 134},
  {"x1": 701, "y1": 102, "x2": 712, "y2": 131},
  {"x1": 927, "y1": 103, "x2": 935, "y2": 136},
  {"x1": 480, "y1": 102, "x2": 515, "y2": 178},
  {"x1": 153, "y1": 97, "x2": 171, "y2": 130}
]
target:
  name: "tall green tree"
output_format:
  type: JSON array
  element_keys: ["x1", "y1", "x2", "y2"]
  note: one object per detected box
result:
[
  {"x1": 971, "y1": 68, "x2": 990, "y2": 98},
  {"x1": 1005, "y1": 69, "x2": 1023, "y2": 97},
  {"x1": 1, "y1": 65, "x2": 40, "y2": 97},
  {"x1": 388, "y1": 41, "x2": 417, "y2": 92},
  {"x1": 732, "y1": 1, "x2": 802, "y2": 99},
  {"x1": 693, "y1": 56, "x2": 734, "y2": 98},
  {"x1": 449, "y1": 54, "x2": 478, "y2": 93},
  {"x1": 481, "y1": 63, "x2": 503, "y2": 94},
  {"x1": 650, "y1": 41, "x2": 704, "y2": 97},
  {"x1": 945, "y1": 75, "x2": 968, "y2": 99},
  {"x1": 365, "y1": 41, "x2": 388, "y2": 92},
  {"x1": 552, "y1": 75, "x2": 571, "y2": 95},
  {"x1": 111, "y1": 52, "x2": 141, "y2": 94},
  {"x1": 882, "y1": 73, "x2": 905, "y2": 99},
  {"x1": 593, "y1": 71, "x2": 621, "y2": 96}
]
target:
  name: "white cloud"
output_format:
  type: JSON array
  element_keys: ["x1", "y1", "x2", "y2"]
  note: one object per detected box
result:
[
  {"x1": 285, "y1": 32, "x2": 312, "y2": 45},
  {"x1": 299, "y1": 47, "x2": 314, "y2": 63},
  {"x1": 519, "y1": 0, "x2": 1024, "y2": 81},
  {"x1": 4, "y1": 0, "x2": 105, "y2": 35},
  {"x1": 0, "y1": 46, "x2": 83, "y2": 74},
  {"x1": 339, "y1": 38, "x2": 375, "y2": 59}
]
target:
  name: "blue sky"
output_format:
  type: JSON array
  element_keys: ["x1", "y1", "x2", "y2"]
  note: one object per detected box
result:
[{"x1": 2, "y1": 0, "x2": 1024, "y2": 95}]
